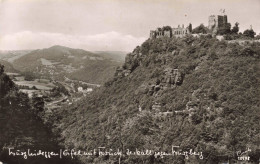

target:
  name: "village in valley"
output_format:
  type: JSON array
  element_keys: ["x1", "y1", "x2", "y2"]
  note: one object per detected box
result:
[{"x1": 6, "y1": 66, "x2": 100, "y2": 113}]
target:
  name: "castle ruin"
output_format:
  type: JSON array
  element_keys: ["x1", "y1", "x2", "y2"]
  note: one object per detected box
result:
[
  {"x1": 150, "y1": 24, "x2": 192, "y2": 39},
  {"x1": 208, "y1": 15, "x2": 228, "y2": 34},
  {"x1": 172, "y1": 24, "x2": 192, "y2": 38},
  {"x1": 149, "y1": 14, "x2": 229, "y2": 38}
]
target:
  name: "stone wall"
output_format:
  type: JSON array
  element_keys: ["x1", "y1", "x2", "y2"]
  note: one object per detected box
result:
[
  {"x1": 172, "y1": 24, "x2": 191, "y2": 38},
  {"x1": 164, "y1": 30, "x2": 171, "y2": 37},
  {"x1": 149, "y1": 24, "x2": 192, "y2": 39}
]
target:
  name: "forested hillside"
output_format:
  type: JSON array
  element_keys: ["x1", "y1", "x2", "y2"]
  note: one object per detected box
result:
[
  {"x1": 0, "y1": 65, "x2": 79, "y2": 164},
  {"x1": 54, "y1": 35, "x2": 260, "y2": 163}
]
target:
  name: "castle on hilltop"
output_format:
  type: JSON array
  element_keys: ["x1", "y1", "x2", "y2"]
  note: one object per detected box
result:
[
  {"x1": 149, "y1": 14, "x2": 229, "y2": 39},
  {"x1": 150, "y1": 24, "x2": 192, "y2": 39}
]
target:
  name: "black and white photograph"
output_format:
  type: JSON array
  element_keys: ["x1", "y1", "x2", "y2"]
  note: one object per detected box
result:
[{"x1": 0, "y1": 0, "x2": 259, "y2": 163}]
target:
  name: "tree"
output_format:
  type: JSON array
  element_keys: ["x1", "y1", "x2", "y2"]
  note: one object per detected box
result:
[
  {"x1": 192, "y1": 24, "x2": 208, "y2": 34},
  {"x1": 191, "y1": 113, "x2": 202, "y2": 124},
  {"x1": 23, "y1": 71, "x2": 35, "y2": 81},
  {"x1": 162, "y1": 26, "x2": 172, "y2": 31},
  {"x1": 255, "y1": 33, "x2": 260, "y2": 40},
  {"x1": 243, "y1": 29, "x2": 256, "y2": 38},
  {"x1": 31, "y1": 93, "x2": 45, "y2": 114},
  {"x1": 0, "y1": 65, "x2": 4, "y2": 75},
  {"x1": 0, "y1": 64, "x2": 15, "y2": 98},
  {"x1": 231, "y1": 22, "x2": 239, "y2": 34},
  {"x1": 188, "y1": 23, "x2": 192, "y2": 33},
  {"x1": 162, "y1": 26, "x2": 172, "y2": 37}
]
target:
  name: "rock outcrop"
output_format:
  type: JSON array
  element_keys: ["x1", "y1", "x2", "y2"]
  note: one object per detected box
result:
[
  {"x1": 115, "y1": 67, "x2": 131, "y2": 78},
  {"x1": 161, "y1": 68, "x2": 184, "y2": 87}
]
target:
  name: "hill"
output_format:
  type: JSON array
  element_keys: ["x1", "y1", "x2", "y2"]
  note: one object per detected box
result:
[
  {"x1": 12, "y1": 45, "x2": 123, "y2": 84},
  {"x1": 53, "y1": 35, "x2": 260, "y2": 163},
  {"x1": 93, "y1": 51, "x2": 129, "y2": 62},
  {"x1": 0, "y1": 60, "x2": 18, "y2": 73},
  {"x1": 0, "y1": 50, "x2": 32, "y2": 63}
]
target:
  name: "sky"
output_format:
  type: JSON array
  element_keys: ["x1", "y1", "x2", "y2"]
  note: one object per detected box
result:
[{"x1": 0, "y1": 0, "x2": 259, "y2": 51}]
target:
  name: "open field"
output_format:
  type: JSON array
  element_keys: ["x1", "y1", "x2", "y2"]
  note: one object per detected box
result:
[
  {"x1": 15, "y1": 80, "x2": 54, "y2": 90},
  {"x1": 6, "y1": 72, "x2": 55, "y2": 90}
]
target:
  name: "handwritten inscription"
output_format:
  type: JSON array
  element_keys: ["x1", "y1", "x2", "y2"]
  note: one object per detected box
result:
[
  {"x1": 8, "y1": 148, "x2": 59, "y2": 159},
  {"x1": 7, "y1": 146, "x2": 203, "y2": 160}
]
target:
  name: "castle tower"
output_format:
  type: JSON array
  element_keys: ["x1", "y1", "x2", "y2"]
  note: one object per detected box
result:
[
  {"x1": 208, "y1": 15, "x2": 217, "y2": 31},
  {"x1": 223, "y1": 15, "x2": 228, "y2": 24},
  {"x1": 208, "y1": 14, "x2": 228, "y2": 34}
]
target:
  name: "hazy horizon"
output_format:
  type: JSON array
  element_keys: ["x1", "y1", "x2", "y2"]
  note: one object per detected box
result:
[
  {"x1": 0, "y1": 44, "x2": 131, "y2": 52},
  {"x1": 0, "y1": 0, "x2": 260, "y2": 51}
]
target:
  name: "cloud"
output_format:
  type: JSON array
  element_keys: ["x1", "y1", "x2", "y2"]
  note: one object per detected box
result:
[{"x1": 0, "y1": 31, "x2": 146, "y2": 51}]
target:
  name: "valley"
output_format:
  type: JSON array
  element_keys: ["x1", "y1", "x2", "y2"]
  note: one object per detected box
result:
[
  {"x1": 6, "y1": 71, "x2": 94, "y2": 112},
  {"x1": 0, "y1": 46, "x2": 126, "y2": 128}
]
